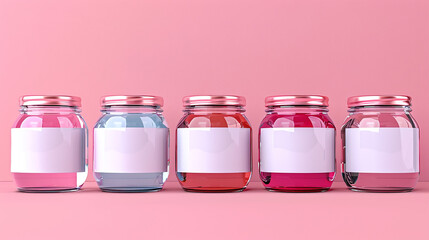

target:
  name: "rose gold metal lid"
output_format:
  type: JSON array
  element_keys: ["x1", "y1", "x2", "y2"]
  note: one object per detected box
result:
[
  {"x1": 20, "y1": 95, "x2": 81, "y2": 107},
  {"x1": 183, "y1": 95, "x2": 246, "y2": 107},
  {"x1": 347, "y1": 95, "x2": 411, "y2": 107},
  {"x1": 101, "y1": 95, "x2": 163, "y2": 107},
  {"x1": 265, "y1": 95, "x2": 329, "y2": 107}
]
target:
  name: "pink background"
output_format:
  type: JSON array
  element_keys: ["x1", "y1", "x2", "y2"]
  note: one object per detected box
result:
[{"x1": 0, "y1": 0, "x2": 428, "y2": 183}]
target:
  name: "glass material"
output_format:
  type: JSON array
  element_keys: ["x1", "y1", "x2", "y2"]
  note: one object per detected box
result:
[
  {"x1": 12, "y1": 106, "x2": 88, "y2": 192},
  {"x1": 342, "y1": 106, "x2": 419, "y2": 192},
  {"x1": 94, "y1": 106, "x2": 169, "y2": 192},
  {"x1": 176, "y1": 106, "x2": 252, "y2": 192},
  {"x1": 259, "y1": 106, "x2": 335, "y2": 192}
]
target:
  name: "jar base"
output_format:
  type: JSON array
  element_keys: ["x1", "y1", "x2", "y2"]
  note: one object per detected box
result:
[
  {"x1": 177, "y1": 172, "x2": 251, "y2": 193},
  {"x1": 100, "y1": 187, "x2": 162, "y2": 193},
  {"x1": 266, "y1": 187, "x2": 330, "y2": 193},
  {"x1": 13, "y1": 172, "x2": 87, "y2": 192},
  {"x1": 182, "y1": 187, "x2": 246, "y2": 193},
  {"x1": 17, "y1": 187, "x2": 80, "y2": 193},
  {"x1": 94, "y1": 172, "x2": 167, "y2": 192},
  {"x1": 348, "y1": 187, "x2": 414, "y2": 193},
  {"x1": 342, "y1": 172, "x2": 418, "y2": 192},
  {"x1": 260, "y1": 172, "x2": 335, "y2": 192}
]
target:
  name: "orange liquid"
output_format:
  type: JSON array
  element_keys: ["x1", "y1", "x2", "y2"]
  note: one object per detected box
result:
[{"x1": 176, "y1": 112, "x2": 251, "y2": 192}]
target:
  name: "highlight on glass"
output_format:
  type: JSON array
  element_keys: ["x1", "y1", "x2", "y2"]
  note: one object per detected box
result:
[
  {"x1": 259, "y1": 95, "x2": 336, "y2": 192},
  {"x1": 342, "y1": 95, "x2": 419, "y2": 192},
  {"x1": 176, "y1": 95, "x2": 252, "y2": 192},
  {"x1": 11, "y1": 95, "x2": 88, "y2": 192},
  {"x1": 93, "y1": 95, "x2": 169, "y2": 192}
]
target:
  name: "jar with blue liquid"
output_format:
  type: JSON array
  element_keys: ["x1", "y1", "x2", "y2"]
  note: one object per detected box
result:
[{"x1": 93, "y1": 95, "x2": 169, "y2": 192}]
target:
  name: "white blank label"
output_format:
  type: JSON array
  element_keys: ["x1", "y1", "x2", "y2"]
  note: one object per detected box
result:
[
  {"x1": 94, "y1": 128, "x2": 169, "y2": 173},
  {"x1": 177, "y1": 128, "x2": 251, "y2": 173},
  {"x1": 345, "y1": 128, "x2": 419, "y2": 173},
  {"x1": 11, "y1": 128, "x2": 86, "y2": 173},
  {"x1": 260, "y1": 128, "x2": 335, "y2": 173}
]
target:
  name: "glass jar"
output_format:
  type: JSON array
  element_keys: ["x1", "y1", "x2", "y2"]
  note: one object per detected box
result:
[
  {"x1": 342, "y1": 95, "x2": 419, "y2": 192},
  {"x1": 11, "y1": 95, "x2": 88, "y2": 192},
  {"x1": 259, "y1": 95, "x2": 336, "y2": 192},
  {"x1": 176, "y1": 95, "x2": 252, "y2": 192},
  {"x1": 94, "y1": 95, "x2": 169, "y2": 192}
]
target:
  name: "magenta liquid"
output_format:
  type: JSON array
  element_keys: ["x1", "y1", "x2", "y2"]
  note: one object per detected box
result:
[
  {"x1": 259, "y1": 99, "x2": 335, "y2": 192},
  {"x1": 12, "y1": 103, "x2": 88, "y2": 192}
]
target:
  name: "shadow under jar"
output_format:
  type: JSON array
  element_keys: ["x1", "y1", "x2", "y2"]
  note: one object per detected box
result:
[
  {"x1": 342, "y1": 95, "x2": 420, "y2": 192},
  {"x1": 11, "y1": 95, "x2": 88, "y2": 192},
  {"x1": 93, "y1": 95, "x2": 169, "y2": 192},
  {"x1": 259, "y1": 95, "x2": 336, "y2": 192},
  {"x1": 176, "y1": 95, "x2": 252, "y2": 192}
]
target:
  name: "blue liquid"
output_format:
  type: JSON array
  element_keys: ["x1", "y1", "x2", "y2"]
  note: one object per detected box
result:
[{"x1": 94, "y1": 113, "x2": 169, "y2": 192}]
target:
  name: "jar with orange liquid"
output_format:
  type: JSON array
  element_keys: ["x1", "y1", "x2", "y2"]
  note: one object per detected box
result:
[{"x1": 176, "y1": 95, "x2": 252, "y2": 192}]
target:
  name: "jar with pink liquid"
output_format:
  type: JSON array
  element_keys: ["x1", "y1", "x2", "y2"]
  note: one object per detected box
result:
[
  {"x1": 11, "y1": 95, "x2": 88, "y2": 192},
  {"x1": 259, "y1": 95, "x2": 336, "y2": 192},
  {"x1": 342, "y1": 95, "x2": 419, "y2": 192}
]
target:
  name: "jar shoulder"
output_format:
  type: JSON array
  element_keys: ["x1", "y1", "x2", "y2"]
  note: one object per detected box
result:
[
  {"x1": 177, "y1": 113, "x2": 251, "y2": 128},
  {"x1": 13, "y1": 113, "x2": 86, "y2": 128},
  {"x1": 259, "y1": 113, "x2": 335, "y2": 129},
  {"x1": 95, "y1": 113, "x2": 168, "y2": 128},
  {"x1": 342, "y1": 112, "x2": 418, "y2": 129}
]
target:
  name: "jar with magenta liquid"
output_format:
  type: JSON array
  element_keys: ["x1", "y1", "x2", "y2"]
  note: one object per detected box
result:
[
  {"x1": 11, "y1": 95, "x2": 88, "y2": 192},
  {"x1": 176, "y1": 95, "x2": 252, "y2": 192},
  {"x1": 93, "y1": 96, "x2": 169, "y2": 192},
  {"x1": 342, "y1": 95, "x2": 419, "y2": 192},
  {"x1": 259, "y1": 95, "x2": 336, "y2": 192}
]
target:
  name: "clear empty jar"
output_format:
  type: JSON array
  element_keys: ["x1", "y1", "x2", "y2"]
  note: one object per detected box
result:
[
  {"x1": 176, "y1": 95, "x2": 252, "y2": 192},
  {"x1": 342, "y1": 95, "x2": 419, "y2": 192},
  {"x1": 11, "y1": 95, "x2": 88, "y2": 192},
  {"x1": 93, "y1": 96, "x2": 169, "y2": 192},
  {"x1": 259, "y1": 95, "x2": 336, "y2": 192}
]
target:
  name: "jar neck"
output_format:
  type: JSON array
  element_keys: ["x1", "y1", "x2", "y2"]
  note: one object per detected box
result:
[
  {"x1": 266, "y1": 106, "x2": 329, "y2": 114},
  {"x1": 20, "y1": 105, "x2": 81, "y2": 114},
  {"x1": 184, "y1": 105, "x2": 245, "y2": 114},
  {"x1": 102, "y1": 105, "x2": 162, "y2": 114},
  {"x1": 348, "y1": 106, "x2": 412, "y2": 113}
]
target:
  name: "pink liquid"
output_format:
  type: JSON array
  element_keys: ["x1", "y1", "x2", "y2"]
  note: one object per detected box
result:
[
  {"x1": 259, "y1": 110, "x2": 335, "y2": 192},
  {"x1": 13, "y1": 173, "x2": 79, "y2": 192},
  {"x1": 12, "y1": 108, "x2": 87, "y2": 192}
]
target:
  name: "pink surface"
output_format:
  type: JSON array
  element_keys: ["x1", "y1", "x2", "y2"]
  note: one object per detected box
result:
[
  {"x1": 1, "y1": 0, "x2": 428, "y2": 183},
  {"x1": 0, "y1": 182, "x2": 428, "y2": 239}
]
